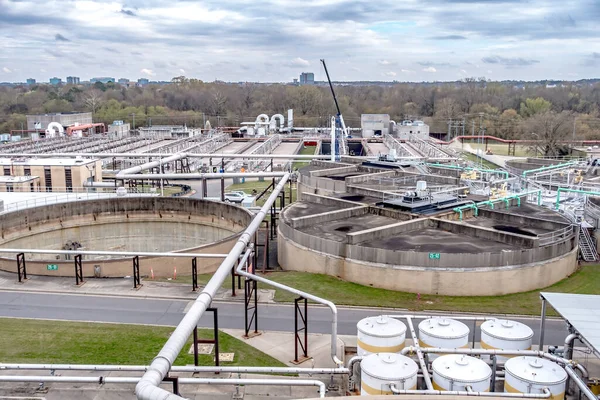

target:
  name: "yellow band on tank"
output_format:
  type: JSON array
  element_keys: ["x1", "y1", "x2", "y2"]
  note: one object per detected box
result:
[
  {"x1": 362, "y1": 381, "x2": 416, "y2": 395},
  {"x1": 357, "y1": 339, "x2": 405, "y2": 354},
  {"x1": 505, "y1": 381, "x2": 564, "y2": 400},
  {"x1": 432, "y1": 380, "x2": 489, "y2": 392},
  {"x1": 480, "y1": 340, "x2": 532, "y2": 354}
]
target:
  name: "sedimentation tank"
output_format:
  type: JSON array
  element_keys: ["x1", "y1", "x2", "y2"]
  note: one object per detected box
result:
[
  {"x1": 504, "y1": 357, "x2": 567, "y2": 399},
  {"x1": 356, "y1": 316, "x2": 407, "y2": 356},
  {"x1": 360, "y1": 352, "x2": 418, "y2": 396}
]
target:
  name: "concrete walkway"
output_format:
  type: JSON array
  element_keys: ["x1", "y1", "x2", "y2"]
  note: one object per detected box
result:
[{"x1": 451, "y1": 142, "x2": 525, "y2": 168}]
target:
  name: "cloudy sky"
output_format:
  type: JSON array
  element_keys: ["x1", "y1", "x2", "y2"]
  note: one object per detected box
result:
[{"x1": 1, "y1": 0, "x2": 599, "y2": 83}]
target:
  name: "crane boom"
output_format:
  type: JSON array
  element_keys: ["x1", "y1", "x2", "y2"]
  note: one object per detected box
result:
[{"x1": 320, "y1": 59, "x2": 341, "y2": 115}]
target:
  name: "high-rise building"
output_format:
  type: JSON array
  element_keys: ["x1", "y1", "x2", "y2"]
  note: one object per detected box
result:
[
  {"x1": 299, "y1": 72, "x2": 315, "y2": 85},
  {"x1": 90, "y1": 77, "x2": 115, "y2": 84},
  {"x1": 66, "y1": 76, "x2": 80, "y2": 85},
  {"x1": 49, "y1": 77, "x2": 62, "y2": 85},
  {"x1": 137, "y1": 78, "x2": 149, "y2": 86},
  {"x1": 118, "y1": 78, "x2": 130, "y2": 85},
  {"x1": 26, "y1": 78, "x2": 36, "y2": 85}
]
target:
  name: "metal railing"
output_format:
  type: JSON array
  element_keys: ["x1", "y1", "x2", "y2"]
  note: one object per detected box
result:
[{"x1": 538, "y1": 225, "x2": 576, "y2": 246}]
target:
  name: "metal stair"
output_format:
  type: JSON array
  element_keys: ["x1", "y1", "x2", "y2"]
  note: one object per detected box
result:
[{"x1": 578, "y1": 226, "x2": 598, "y2": 262}]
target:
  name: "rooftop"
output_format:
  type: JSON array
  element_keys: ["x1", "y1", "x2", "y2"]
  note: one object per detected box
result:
[
  {"x1": 0, "y1": 176, "x2": 39, "y2": 183},
  {"x1": 0, "y1": 158, "x2": 98, "y2": 166}
]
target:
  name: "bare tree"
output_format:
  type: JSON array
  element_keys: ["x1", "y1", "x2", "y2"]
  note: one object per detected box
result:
[
  {"x1": 84, "y1": 89, "x2": 103, "y2": 115},
  {"x1": 524, "y1": 111, "x2": 572, "y2": 157}
]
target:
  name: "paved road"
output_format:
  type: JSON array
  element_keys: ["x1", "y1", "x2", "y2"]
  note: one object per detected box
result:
[{"x1": 0, "y1": 291, "x2": 569, "y2": 346}]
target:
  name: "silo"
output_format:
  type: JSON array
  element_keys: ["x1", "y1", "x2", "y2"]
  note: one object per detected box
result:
[
  {"x1": 432, "y1": 354, "x2": 492, "y2": 392},
  {"x1": 480, "y1": 319, "x2": 534, "y2": 363},
  {"x1": 357, "y1": 315, "x2": 407, "y2": 356},
  {"x1": 360, "y1": 352, "x2": 418, "y2": 396},
  {"x1": 504, "y1": 357, "x2": 567, "y2": 400},
  {"x1": 418, "y1": 318, "x2": 470, "y2": 360}
]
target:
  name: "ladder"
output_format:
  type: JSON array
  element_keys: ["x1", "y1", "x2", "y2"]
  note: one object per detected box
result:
[{"x1": 578, "y1": 226, "x2": 598, "y2": 262}]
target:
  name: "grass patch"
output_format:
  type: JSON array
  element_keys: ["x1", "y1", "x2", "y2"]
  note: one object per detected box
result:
[
  {"x1": 134, "y1": 184, "x2": 184, "y2": 197},
  {"x1": 226, "y1": 180, "x2": 297, "y2": 207},
  {"x1": 464, "y1": 142, "x2": 532, "y2": 157},
  {"x1": 461, "y1": 152, "x2": 502, "y2": 170},
  {"x1": 292, "y1": 145, "x2": 317, "y2": 171},
  {"x1": 252, "y1": 265, "x2": 600, "y2": 316},
  {"x1": 0, "y1": 318, "x2": 286, "y2": 367}
]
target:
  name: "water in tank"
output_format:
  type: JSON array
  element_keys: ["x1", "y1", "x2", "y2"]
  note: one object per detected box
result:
[
  {"x1": 418, "y1": 318, "x2": 470, "y2": 360},
  {"x1": 504, "y1": 357, "x2": 567, "y2": 399},
  {"x1": 356, "y1": 315, "x2": 406, "y2": 356},
  {"x1": 432, "y1": 354, "x2": 491, "y2": 392},
  {"x1": 360, "y1": 352, "x2": 418, "y2": 396},
  {"x1": 480, "y1": 319, "x2": 533, "y2": 363}
]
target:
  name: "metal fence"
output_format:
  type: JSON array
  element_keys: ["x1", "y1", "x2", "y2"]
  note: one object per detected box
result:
[{"x1": 538, "y1": 225, "x2": 576, "y2": 246}]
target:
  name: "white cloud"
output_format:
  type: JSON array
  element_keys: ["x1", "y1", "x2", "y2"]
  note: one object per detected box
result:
[
  {"x1": 2, "y1": 67, "x2": 12, "y2": 73},
  {"x1": 423, "y1": 67, "x2": 437, "y2": 73},
  {"x1": 401, "y1": 69, "x2": 414, "y2": 73},
  {"x1": 460, "y1": 69, "x2": 468, "y2": 74},
  {"x1": 179, "y1": 68, "x2": 186, "y2": 74},
  {"x1": 287, "y1": 57, "x2": 310, "y2": 67},
  {"x1": 384, "y1": 71, "x2": 397, "y2": 77},
  {"x1": 378, "y1": 60, "x2": 394, "y2": 66},
  {"x1": 141, "y1": 68, "x2": 156, "y2": 76}
]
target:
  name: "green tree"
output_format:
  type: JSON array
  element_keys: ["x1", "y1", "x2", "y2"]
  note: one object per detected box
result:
[{"x1": 519, "y1": 97, "x2": 552, "y2": 118}]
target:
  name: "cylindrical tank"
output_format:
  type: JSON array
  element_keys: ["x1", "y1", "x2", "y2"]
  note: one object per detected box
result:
[
  {"x1": 357, "y1": 316, "x2": 407, "y2": 356},
  {"x1": 418, "y1": 318, "x2": 470, "y2": 360},
  {"x1": 504, "y1": 357, "x2": 567, "y2": 400},
  {"x1": 480, "y1": 319, "x2": 533, "y2": 363},
  {"x1": 432, "y1": 354, "x2": 491, "y2": 392},
  {"x1": 360, "y1": 352, "x2": 418, "y2": 396}
]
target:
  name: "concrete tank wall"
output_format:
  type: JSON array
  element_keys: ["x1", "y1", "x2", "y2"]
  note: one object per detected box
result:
[
  {"x1": 278, "y1": 231, "x2": 578, "y2": 296},
  {"x1": 0, "y1": 197, "x2": 252, "y2": 278}
]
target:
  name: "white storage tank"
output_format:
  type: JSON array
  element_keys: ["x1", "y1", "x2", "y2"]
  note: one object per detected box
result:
[
  {"x1": 504, "y1": 357, "x2": 567, "y2": 399},
  {"x1": 432, "y1": 354, "x2": 491, "y2": 392},
  {"x1": 480, "y1": 319, "x2": 533, "y2": 363},
  {"x1": 357, "y1": 315, "x2": 407, "y2": 356},
  {"x1": 418, "y1": 318, "x2": 470, "y2": 360},
  {"x1": 360, "y1": 352, "x2": 418, "y2": 396}
]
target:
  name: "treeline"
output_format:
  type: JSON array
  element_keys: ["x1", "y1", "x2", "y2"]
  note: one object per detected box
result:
[{"x1": 1, "y1": 77, "x2": 600, "y2": 149}]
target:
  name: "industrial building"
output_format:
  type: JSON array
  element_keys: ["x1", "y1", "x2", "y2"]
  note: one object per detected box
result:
[
  {"x1": 0, "y1": 157, "x2": 102, "y2": 192},
  {"x1": 0, "y1": 175, "x2": 40, "y2": 192},
  {"x1": 361, "y1": 114, "x2": 391, "y2": 137},
  {"x1": 108, "y1": 120, "x2": 130, "y2": 136},
  {"x1": 396, "y1": 119, "x2": 430, "y2": 140},
  {"x1": 26, "y1": 112, "x2": 93, "y2": 131}
]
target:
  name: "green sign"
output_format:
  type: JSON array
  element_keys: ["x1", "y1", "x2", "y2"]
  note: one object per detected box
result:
[
  {"x1": 428, "y1": 253, "x2": 441, "y2": 260},
  {"x1": 47, "y1": 264, "x2": 58, "y2": 271}
]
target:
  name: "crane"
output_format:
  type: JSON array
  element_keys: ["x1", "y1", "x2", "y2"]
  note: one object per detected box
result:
[{"x1": 320, "y1": 59, "x2": 348, "y2": 162}]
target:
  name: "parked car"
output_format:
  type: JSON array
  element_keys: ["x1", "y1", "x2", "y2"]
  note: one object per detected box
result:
[{"x1": 223, "y1": 192, "x2": 246, "y2": 203}]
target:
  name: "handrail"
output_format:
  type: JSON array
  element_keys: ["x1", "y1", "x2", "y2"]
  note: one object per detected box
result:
[{"x1": 538, "y1": 225, "x2": 576, "y2": 246}]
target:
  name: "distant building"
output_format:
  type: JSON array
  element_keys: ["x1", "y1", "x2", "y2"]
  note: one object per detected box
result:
[
  {"x1": 118, "y1": 78, "x2": 130, "y2": 85},
  {"x1": 299, "y1": 72, "x2": 314, "y2": 85},
  {"x1": 66, "y1": 76, "x2": 80, "y2": 85},
  {"x1": 26, "y1": 78, "x2": 36, "y2": 85},
  {"x1": 0, "y1": 158, "x2": 102, "y2": 193},
  {"x1": 361, "y1": 114, "x2": 391, "y2": 137},
  {"x1": 49, "y1": 77, "x2": 62, "y2": 85},
  {"x1": 108, "y1": 120, "x2": 130, "y2": 137},
  {"x1": 26, "y1": 112, "x2": 92, "y2": 131},
  {"x1": 0, "y1": 176, "x2": 41, "y2": 193},
  {"x1": 396, "y1": 120, "x2": 430, "y2": 141},
  {"x1": 137, "y1": 78, "x2": 149, "y2": 86},
  {"x1": 90, "y1": 77, "x2": 115, "y2": 84},
  {"x1": 292, "y1": 78, "x2": 299, "y2": 85}
]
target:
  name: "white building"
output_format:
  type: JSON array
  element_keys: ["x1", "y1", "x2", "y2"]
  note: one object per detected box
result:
[
  {"x1": 361, "y1": 114, "x2": 391, "y2": 137},
  {"x1": 396, "y1": 120, "x2": 430, "y2": 141}
]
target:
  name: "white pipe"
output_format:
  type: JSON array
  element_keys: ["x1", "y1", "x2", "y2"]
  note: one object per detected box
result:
[
  {"x1": 0, "y1": 249, "x2": 227, "y2": 259},
  {"x1": 270, "y1": 114, "x2": 285, "y2": 130},
  {"x1": 565, "y1": 365, "x2": 598, "y2": 400},
  {"x1": 0, "y1": 153, "x2": 329, "y2": 159},
  {"x1": 235, "y1": 248, "x2": 343, "y2": 366},
  {"x1": 0, "y1": 376, "x2": 326, "y2": 398},
  {"x1": 0, "y1": 364, "x2": 347, "y2": 375},
  {"x1": 330, "y1": 116, "x2": 336, "y2": 162},
  {"x1": 117, "y1": 153, "x2": 186, "y2": 177},
  {"x1": 135, "y1": 173, "x2": 290, "y2": 400},
  {"x1": 83, "y1": 181, "x2": 121, "y2": 188},
  {"x1": 117, "y1": 172, "x2": 287, "y2": 180},
  {"x1": 389, "y1": 385, "x2": 551, "y2": 398},
  {"x1": 405, "y1": 316, "x2": 433, "y2": 390}
]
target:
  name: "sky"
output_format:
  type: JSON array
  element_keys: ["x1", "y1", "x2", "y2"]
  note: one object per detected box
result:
[{"x1": 1, "y1": 0, "x2": 599, "y2": 83}]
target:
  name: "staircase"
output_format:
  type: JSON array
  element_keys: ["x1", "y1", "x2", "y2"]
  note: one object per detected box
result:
[{"x1": 578, "y1": 226, "x2": 598, "y2": 262}]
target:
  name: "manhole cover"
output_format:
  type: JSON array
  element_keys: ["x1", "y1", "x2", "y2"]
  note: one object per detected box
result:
[
  {"x1": 188, "y1": 344, "x2": 214, "y2": 355},
  {"x1": 219, "y1": 353, "x2": 235, "y2": 362}
]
